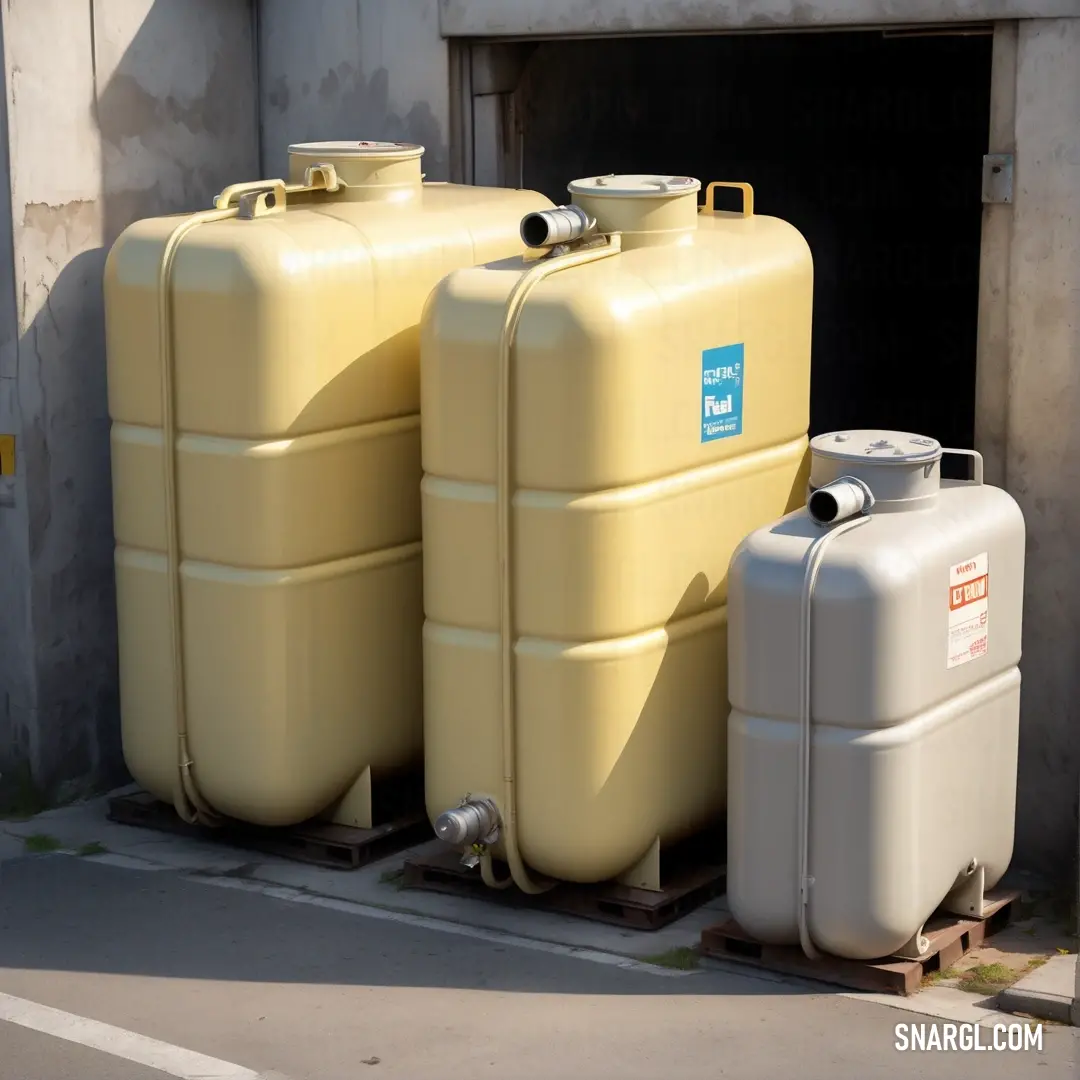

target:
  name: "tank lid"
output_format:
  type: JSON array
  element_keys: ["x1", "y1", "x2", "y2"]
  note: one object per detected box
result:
[
  {"x1": 810, "y1": 429, "x2": 942, "y2": 464},
  {"x1": 567, "y1": 174, "x2": 701, "y2": 198},
  {"x1": 287, "y1": 140, "x2": 423, "y2": 159}
]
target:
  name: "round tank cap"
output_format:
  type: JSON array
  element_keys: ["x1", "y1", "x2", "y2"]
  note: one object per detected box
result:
[
  {"x1": 287, "y1": 140, "x2": 424, "y2": 159},
  {"x1": 810, "y1": 429, "x2": 942, "y2": 463},
  {"x1": 567, "y1": 174, "x2": 702, "y2": 198}
]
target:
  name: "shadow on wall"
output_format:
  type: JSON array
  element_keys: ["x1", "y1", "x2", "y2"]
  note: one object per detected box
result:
[
  {"x1": 1014, "y1": 364, "x2": 1080, "y2": 884},
  {"x1": 3, "y1": 0, "x2": 259, "y2": 807},
  {"x1": 256, "y1": 0, "x2": 449, "y2": 179},
  {"x1": 261, "y1": 61, "x2": 447, "y2": 180},
  {"x1": 15, "y1": 241, "x2": 117, "y2": 803}
]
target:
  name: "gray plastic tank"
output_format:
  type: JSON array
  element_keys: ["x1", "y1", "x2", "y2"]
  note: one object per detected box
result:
[{"x1": 726, "y1": 430, "x2": 1025, "y2": 961}]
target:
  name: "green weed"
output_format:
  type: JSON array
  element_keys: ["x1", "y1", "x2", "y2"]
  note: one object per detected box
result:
[
  {"x1": 641, "y1": 946, "x2": 700, "y2": 971},
  {"x1": 956, "y1": 962, "x2": 1022, "y2": 996},
  {"x1": 23, "y1": 833, "x2": 62, "y2": 854}
]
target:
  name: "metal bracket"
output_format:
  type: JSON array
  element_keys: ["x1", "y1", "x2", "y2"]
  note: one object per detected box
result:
[
  {"x1": 214, "y1": 166, "x2": 339, "y2": 220},
  {"x1": 893, "y1": 924, "x2": 931, "y2": 961},
  {"x1": 236, "y1": 188, "x2": 285, "y2": 220},
  {"x1": 941, "y1": 862, "x2": 988, "y2": 919},
  {"x1": 0, "y1": 434, "x2": 14, "y2": 476},
  {"x1": 302, "y1": 163, "x2": 340, "y2": 192},
  {"x1": 982, "y1": 153, "x2": 1014, "y2": 205}
]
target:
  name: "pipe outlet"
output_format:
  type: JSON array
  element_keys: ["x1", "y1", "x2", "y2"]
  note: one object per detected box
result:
[
  {"x1": 434, "y1": 796, "x2": 501, "y2": 847},
  {"x1": 807, "y1": 476, "x2": 875, "y2": 526},
  {"x1": 520, "y1": 204, "x2": 595, "y2": 248}
]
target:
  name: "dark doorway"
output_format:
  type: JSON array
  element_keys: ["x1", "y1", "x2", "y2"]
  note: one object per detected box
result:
[{"x1": 515, "y1": 30, "x2": 992, "y2": 454}]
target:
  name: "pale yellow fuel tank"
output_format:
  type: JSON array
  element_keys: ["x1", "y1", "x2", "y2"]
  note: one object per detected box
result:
[
  {"x1": 421, "y1": 175, "x2": 813, "y2": 891},
  {"x1": 105, "y1": 141, "x2": 554, "y2": 829}
]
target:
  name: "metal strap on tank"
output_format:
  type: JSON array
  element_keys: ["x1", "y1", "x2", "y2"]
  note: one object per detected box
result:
[
  {"x1": 156, "y1": 167, "x2": 342, "y2": 827},
  {"x1": 487, "y1": 233, "x2": 623, "y2": 895},
  {"x1": 156, "y1": 207, "x2": 236, "y2": 827}
]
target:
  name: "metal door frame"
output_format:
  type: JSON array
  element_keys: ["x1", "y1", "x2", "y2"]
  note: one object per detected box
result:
[{"x1": 452, "y1": 24, "x2": 1016, "y2": 488}]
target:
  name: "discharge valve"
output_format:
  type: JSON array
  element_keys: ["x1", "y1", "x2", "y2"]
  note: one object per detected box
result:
[{"x1": 434, "y1": 795, "x2": 501, "y2": 849}]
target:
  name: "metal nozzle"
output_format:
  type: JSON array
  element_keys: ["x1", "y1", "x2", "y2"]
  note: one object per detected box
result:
[
  {"x1": 519, "y1": 204, "x2": 595, "y2": 248},
  {"x1": 807, "y1": 477, "x2": 874, "y2": 526},
  {"x1": 434, "y1": 797, "x2": 501, "y2": 847}
]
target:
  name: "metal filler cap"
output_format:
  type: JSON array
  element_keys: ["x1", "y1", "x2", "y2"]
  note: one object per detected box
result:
[
  {"x1": 287, "y1": 140, "x2": 424, "y2": 159},
  {"x1": 567, "y1": 174, "x2": 702, "y2": 198},
  {"x1": 810, "y1": 429, "x2": 942, "y2": 464}
]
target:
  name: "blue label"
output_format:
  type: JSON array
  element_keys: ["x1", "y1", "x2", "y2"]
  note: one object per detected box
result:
[{"x1": 701, "y1": 343, "x2": 744, "y2": 442}]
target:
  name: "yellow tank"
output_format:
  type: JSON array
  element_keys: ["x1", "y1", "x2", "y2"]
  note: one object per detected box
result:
[
  {"x1": 105, "y1": 141, "x2": 554, "y2": 829},
  {"x1": 421, "y1": 175, "x2": 813, "y2": 891}
]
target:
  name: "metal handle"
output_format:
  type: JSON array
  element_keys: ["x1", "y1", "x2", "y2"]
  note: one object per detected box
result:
[
  {"x1": 214, "y1": 179, "x2": 288, "y2": 212},
  {"x1": 213, "y1": 164, "x2": 341, "y2": 217},
  {"x1": 703, "y1": 181, "x2": 754, "y2": 218},
  {"x1": 300, "y1": 163, "x2": 341, "y2": 192},
  {"x1": 942, "y1": 447, "x2": 984, "y2": 486}
]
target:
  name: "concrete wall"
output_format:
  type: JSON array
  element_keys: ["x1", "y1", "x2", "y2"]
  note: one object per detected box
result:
[
  {"x1": 258, "y1": 0, "x2": 450, "y2": 181},
  {"x1": 0, "y1": 9, "x2": 28, "y2": 795},
  {"x1": 974, "y1": 23, "x2": 1017, "y2": 490},
  {"x1": 0, "y1": 0, "x2": 258, "y2": 804},
  {"x1": 1005, "y1": 18, "x2": 1080, "y2": 875},
  {"x1": 439, "y1": 0, "x2": 1080, "y2": 36}
]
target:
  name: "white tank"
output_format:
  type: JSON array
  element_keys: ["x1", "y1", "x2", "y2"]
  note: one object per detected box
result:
[{"x1": 726, "y1": 429, "x2": 1025, "y2": 961}]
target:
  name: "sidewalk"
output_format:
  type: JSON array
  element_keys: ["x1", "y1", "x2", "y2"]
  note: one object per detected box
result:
[
  {"x1": 1, "y1": 787, "x2": 1067, "y2": 1032},
  {"x1": 998, "y1": 953, "x2": 1077, "y2": 1024},
  {"x1": 2, "y1": 851, "x2": 1074, "y2": 1080}
]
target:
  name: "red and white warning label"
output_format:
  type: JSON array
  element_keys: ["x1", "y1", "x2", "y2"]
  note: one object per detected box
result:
[{"x1": 947, "y1": 552, "x2": 989, "y2": 669}]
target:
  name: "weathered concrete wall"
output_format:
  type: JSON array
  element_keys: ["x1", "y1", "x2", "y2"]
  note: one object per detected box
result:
[
  {"x1": 974, "y1": 23, "x2": 1018, "y2": 489},
  {"x1": 0, "y1": 0, "x2": 106, "y2": 798},
  {"x1": 440, "y1": 0, "x2": 1080, "y2": 37},
  {"x1": 1006, "y1": 17, "x2": 1080, "y2": 876},
  {"x1": 258, "y1": 0, "x2": 450, "y2": 180},
  {"x1": 0, "y1": 12, "x2": 29, "y2": 789},
  {"x1": 0, "y1": 0, "x2": 258, "y2": 803}
]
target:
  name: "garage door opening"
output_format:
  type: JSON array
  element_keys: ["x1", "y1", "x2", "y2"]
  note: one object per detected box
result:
[{"x1": 508, "y1": 29, "x2": 993, "y2": 456}]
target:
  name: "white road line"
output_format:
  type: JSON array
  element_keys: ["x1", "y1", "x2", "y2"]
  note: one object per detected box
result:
[
  {"x1": 193, "y1": 874, "x2": 697, "y2": 978},
  {"x1": 0, "y1": 992, "x2": 265, "y2": 1080}
]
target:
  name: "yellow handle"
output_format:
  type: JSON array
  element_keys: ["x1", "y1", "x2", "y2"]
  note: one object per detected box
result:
[
  {"x1": 213, "y1": 178, "x2": 287, "y2": 211},
  {"x1": 703, "y1": 181, "x2": 754, "y2": 217},
  {"x1": 213, "y1": 164, "x2": 341, "y2": 214}
]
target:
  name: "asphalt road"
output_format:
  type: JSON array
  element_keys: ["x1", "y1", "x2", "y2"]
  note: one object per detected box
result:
[
  {"x1": 0, "y1": 1021, "x2": 177, "y2": 1080},
  {"x1": 0, "y1": 854, "x2": 1075, "y2": 1080}
]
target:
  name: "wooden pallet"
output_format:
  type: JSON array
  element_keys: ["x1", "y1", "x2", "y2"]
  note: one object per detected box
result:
[
  {"x1": 401, "y1": 838, "x2": 726, "y2": 931},
  {"x1": 107, "y1": 789, "x2": 432, "y2": 871},
  {"x1": 699, "y1": 890, "x2": 1019, "y2": 996}
]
